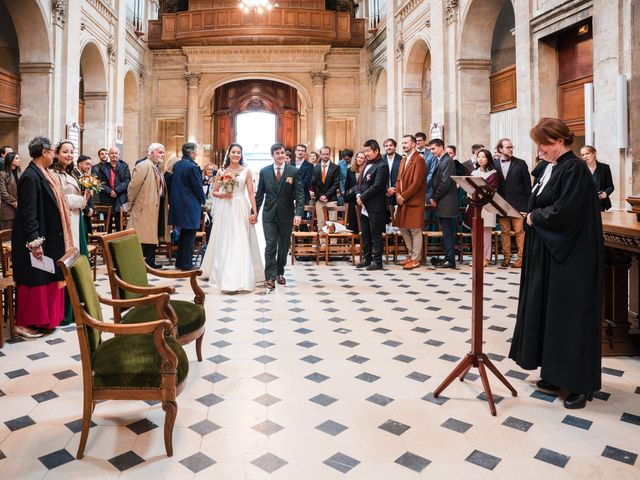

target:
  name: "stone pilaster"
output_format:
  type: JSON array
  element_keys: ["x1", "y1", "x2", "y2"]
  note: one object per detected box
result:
[
  {"x1": 185, "y1": 72, "x2": 202, "y2": 143},
  {"x1": 310, "y1": 70, "x2": 329, "y2": 149}
]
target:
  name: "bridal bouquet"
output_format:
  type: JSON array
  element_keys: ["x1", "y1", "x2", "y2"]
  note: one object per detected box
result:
[
  {"x1": 217, "y1": 169, "x2": 239, "y2": 193},
  {"x1": 78, "y1": 175, "x2": 104, "y2": 194}
]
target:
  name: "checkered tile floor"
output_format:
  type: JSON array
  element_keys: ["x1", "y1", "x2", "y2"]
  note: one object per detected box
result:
[{"x1": 1, "y1": 259, "x2": 639, "y2": 479}]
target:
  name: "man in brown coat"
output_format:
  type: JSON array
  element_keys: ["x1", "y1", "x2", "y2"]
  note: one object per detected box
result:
[
  {"x1": 127, "y1": 142, "x2": 167, "y2": 268},
  {"x1": 395, "y1": 135, "x2": 427, "y2": 270}
]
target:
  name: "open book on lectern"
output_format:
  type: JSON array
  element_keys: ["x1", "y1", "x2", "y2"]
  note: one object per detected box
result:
[{"x1": 452, "y1": 176, "x2": 524, "y2": 219}]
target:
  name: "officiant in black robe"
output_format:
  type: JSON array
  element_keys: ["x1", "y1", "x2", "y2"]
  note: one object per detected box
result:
[{"x1": 509, "y1": 117, "x2": 603, "y2": 410}]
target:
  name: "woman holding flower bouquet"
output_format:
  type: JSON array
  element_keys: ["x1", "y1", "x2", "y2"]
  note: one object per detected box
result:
[{"x1": 200, "y1": 143, "x2": 264, "y2": 292}]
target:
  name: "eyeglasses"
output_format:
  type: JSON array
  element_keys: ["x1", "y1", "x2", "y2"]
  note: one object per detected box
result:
[{"x1": 504, "y1": 146, "x2": 514, "y2": 149}]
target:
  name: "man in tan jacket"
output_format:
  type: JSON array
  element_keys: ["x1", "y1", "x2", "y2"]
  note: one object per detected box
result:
[
  {"x1": 127, "y1": 143, "x2": 167, "y2": 268},
  {"x1": 395, "y1": 135, "x2": 427, "y2": 270}
]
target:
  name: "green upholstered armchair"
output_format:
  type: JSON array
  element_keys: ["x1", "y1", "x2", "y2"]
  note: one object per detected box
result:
[
  {"x1": 58, "y1": 248, "x2": 188, "y2": 458},
  {"x1": 99, "y1": 229, "x2": 206, "y2": 361}
]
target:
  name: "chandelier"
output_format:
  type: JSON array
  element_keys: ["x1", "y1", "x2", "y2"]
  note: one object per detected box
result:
[{"x1": 238, "y1": 0, "x2": 277, "y2": 13}]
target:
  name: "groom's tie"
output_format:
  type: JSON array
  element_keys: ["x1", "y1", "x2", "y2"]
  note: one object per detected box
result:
[{"x1": 276, "y1": 166, "x2": 282, "y2": 182}]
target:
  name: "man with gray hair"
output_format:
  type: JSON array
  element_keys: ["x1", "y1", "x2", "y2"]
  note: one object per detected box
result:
[{"x1": 127, "y1": 143, "x2": 167, "y2": 268}]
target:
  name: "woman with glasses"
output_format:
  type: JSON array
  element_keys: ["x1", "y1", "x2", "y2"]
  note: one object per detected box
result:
[{"x1": 11, "y1": 137, "x2": 73, "y2": 338}]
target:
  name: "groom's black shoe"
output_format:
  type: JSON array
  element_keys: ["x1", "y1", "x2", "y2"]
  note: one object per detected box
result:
[
  {"x1": 276, "y1": 275, "x2": 286, "y2": 286},
  {"x1": 356, "y1": 260, "x2": 371, "y2": 269},
  {"x1": 265, "y1": 279, "x2": 275, "y2": 290},
  {"x1": 365, "y1": 262, "x2": 383, "y2": 271}
]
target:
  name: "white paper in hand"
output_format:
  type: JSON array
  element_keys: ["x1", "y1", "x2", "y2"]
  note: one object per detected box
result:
[{"x1": 30, "y1": 253, "x2": 55, "y2": 274}]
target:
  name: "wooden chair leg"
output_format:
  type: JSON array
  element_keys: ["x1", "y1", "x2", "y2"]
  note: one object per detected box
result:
[
  {"x1": 0, "y1": 290, "x2": 4, "y2": 349},
  {"x1": 76, "y1": 392, "x2": 93, "y2": 459},
  {"x1": 8, "y1": 285, "x2": 14, "y2": 341},
  {"x1": 195, "y1": 331, "x2": 204, "y2": 362},
  {"x1": 163, "y1": 400, "x2": 178, "y2": 457}
]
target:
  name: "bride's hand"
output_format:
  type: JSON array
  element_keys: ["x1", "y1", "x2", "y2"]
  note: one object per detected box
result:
[
  {"x1": 249, "y1": 213, "x2": 257, "y2": 224},
  {"x1": 219, "y1": 191, "x2": 232, "y2": 199}
]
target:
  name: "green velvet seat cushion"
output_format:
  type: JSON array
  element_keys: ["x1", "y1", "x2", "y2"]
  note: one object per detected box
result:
[
  {"x1": 92, "y1": 334, "x2": 188, "y2": 389},
  {"x1": 109, "y1": 235, "x2": 149, "y2": 299},
  {"x1": 122, "y1": 300, "x2": 205, "y2": 337},
  {"x1": 69, "y1": 254, "x2": 102, "y2": 354}
]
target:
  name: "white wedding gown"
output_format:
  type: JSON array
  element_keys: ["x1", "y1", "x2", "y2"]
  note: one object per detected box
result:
[{"x1": 200, "y1": 168, "x2": 264, "y2": 292}]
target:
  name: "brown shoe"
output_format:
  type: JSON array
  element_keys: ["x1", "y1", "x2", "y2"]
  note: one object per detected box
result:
[
  {"x1": 403, "y1": 260, "x2": 420, "y2": 270},
  {"x1": 501, "y1": 259, "x2": 511, "y2": 268},
  {"x1": 399, "y1": 258, "x2": 411, "y2": 266},
  {"x1": 483, "y1": 259, "x2": 489, "y2": 267},
  {"x1": 276, "y1": 275, "x2": 286, "y2": 285},
  {"x1": 265, "y1": 279, "x2": 275, "y2": 289},
  {"x1": 512, "y1": 259, "x2": 522, "y2": 268}
]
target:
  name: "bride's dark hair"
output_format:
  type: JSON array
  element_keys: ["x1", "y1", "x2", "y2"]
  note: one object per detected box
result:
[{"x1": 223, "y1": 143, "x2": 245, "y2": 168}]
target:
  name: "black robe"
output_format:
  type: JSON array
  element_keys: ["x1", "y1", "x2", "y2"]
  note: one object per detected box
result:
[{"x1": 509, "y1": 151, "x2": 603, "y2": 393}]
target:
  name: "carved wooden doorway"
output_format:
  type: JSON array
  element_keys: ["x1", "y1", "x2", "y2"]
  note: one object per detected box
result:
[{"x1": 212, "y1": 79, "x2": 299, "y2": 165}]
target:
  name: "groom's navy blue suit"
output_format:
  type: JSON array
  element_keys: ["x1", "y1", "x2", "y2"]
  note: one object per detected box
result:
[{"x1": 255, "y1": 163, "x2": 305, "y2": 282}]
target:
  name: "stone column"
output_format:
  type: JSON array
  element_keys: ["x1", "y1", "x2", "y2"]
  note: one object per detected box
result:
[
  {"x1": 18, "y1": 63, "x2": 54, "y2": 155},
  {"x1": 185, "y1": 72, "x2": 201, "y2": 144},
  {"x1": 310, "y1": 70, "x2": 329, "y2": 150}
]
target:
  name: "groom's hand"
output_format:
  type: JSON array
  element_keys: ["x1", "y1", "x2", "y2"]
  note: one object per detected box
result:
[
  {"x1": 293, "y1": 216, "x2": 302, "y2": 226},
  {"x1": 249, "y1": 213, "x2": 257, "y2": 224}
]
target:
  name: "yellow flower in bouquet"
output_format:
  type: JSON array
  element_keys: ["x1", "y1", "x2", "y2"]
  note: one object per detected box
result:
[
  {"x1": 78, "y1": 175, "x2": 104, "y2": 193},
  {"x1": 217, "y1": 169, "x2": 239, "y2": 193}
]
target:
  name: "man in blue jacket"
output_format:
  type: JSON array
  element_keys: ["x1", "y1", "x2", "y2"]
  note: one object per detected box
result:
[{"x1": 168, "y1": 142, "x2": 206, "y2": 270}]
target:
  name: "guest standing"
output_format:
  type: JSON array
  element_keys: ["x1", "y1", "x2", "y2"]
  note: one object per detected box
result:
[
  {"x1": 580, "y1": 145, "x2": 614, "y2": 211},
  {"x1": 75, "y1": 155, "x2": 94, "y2": 237},
  {"x1": 169, "y1": 143, "x2": 206, "y2": 270},
  {"x1": 312, "y1": 146, "x2": 340, "y2": 234},
  {"x1": 308, "y1": 151, "x2": 319, "y2": 166},
  {"x1": 344, "y1": 151, "x2": 365, "y2": 233},
  {"x1": 356, "y1": 139, "x2": 389, "y2": 271},
  {"x1": 468, "y1": 149, "x2": 499, "y2": 266},
  {"x1": 97, "y1": 146, "x2": 131, "y2": 231},
  {"x1": 494, "y1": 138, "x2": 531, "y2": 268},
  {"x1": 509, "y1": 118, "x2": 603, "y2": 410},
  {"x1": 128, "y1": 143, "x2": 167, "y2": 269},
  {"x1": 383, "y1": 138, "x2": 402, "y2": 208},
  {"x1": 395, "y1": 135, "x2": 427, "y2": 270},
  {"x1": 293, "y1": 144, "x2": 314, "y2": 207},
  {"x1": 429, "y1": 138, "x2": 458, "y2": 269},
  {"x1": 11, "y1": 136, "x2": 73, "y2": 338},
  {"x1": 0, "y1": 152, "x2": 20, "y2": 230},
  {"x1": 337, "y1": 149, "x2": 352, "y2": 206}
]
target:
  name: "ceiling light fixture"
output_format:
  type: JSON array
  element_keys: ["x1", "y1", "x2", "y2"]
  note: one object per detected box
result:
[{"x1": 238, "y1": 0, "x2": 277, "y2": 14}]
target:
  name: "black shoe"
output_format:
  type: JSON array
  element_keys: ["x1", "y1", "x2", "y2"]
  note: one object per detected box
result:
[
  {"x1": 564, "y1": 392, "x2": 593, "y2": 409},
  {"x1": 536, "y1": 379, "x2": 560, "y2": 391},
  {"x1": 365, "y1": 263, "x2": 383, "y2": 271},
  {"x1": 146, "y1": 261, "x2": 164, "y2": 270},
  {"x1": 431, "y1": 257, "x2": 444, "y2": 265},
  {"x1": 435, "y1": 261, "x2": 456, "y2": 269},
  {"x1": 356, "y1": 260, "x2": 371, "y2": 269}
]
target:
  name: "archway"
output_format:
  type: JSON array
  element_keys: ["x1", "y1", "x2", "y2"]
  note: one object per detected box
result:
[
  {"x1": 0, "y1": 0, "x2": 20, "y2": 148},
  {"x1": 457, "y1": 0, "x2": 515, "y2": 155},
  {"x1": 372, "y1": 69, "x2": 387, "y2": 142},
  {"x1": 123, "y1": 70, "x2": 140, "y2": 165},
  {"x1": 1, "y1": 0, "x2": 52, "y2": 154},
  {"x1": 210, "y1": 79, "x2": 300, "y2": 166},
  {"x1": 403, "y1": 39, "x2": 432, "y2": 134},
  {"x1": 236, "y1": 111, "x2": 277, "y2": 171},
  {"x1": 79, "y1": 42, "x2": 108, "y2": 159}
]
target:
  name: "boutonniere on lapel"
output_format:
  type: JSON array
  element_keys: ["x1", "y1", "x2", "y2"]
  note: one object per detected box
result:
[
  {"x1": 286, "y1": 177, "x2": 293, "y2": 184},
  {"x1": 366, "y1": 174, "x2": 372, "y2": 181}
]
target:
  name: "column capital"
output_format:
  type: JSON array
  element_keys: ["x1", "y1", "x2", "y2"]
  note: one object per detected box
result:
[
  {"x1": 185, "y1": 72, "x2": 202, "y2": 87},
  {"x1": 52, "y1": 0, "x2": 67, "y2": 26},
  {"x1": 444, "y1": 0, "x2": 459, "y2": 25},
  {"x1": 310, "y1": 70, "x2": 329, "y2": 86}
]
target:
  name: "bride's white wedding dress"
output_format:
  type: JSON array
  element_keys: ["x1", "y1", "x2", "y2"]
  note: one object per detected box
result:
[{"x1": 200, "y1": 167, "x2": 264, "y2": 292}]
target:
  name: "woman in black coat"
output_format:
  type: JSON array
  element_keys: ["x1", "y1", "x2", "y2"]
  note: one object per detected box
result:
[
  {"x1": 509, "y1": 118, "x2": 603, "y2": 410},
  {"x1": 344, "y1": 151, "x2": 365, "y2": 233},
  {"x1": 11, "y1": 136, "x2": 73, "y2": 338},
  {"x1": 580, "y1": 145, "x2": 614, "y2": 211}
]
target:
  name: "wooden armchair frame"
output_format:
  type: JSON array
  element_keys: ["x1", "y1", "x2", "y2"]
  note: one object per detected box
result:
[
  {"x1": 291, "y1": 205, "x2": 321, "y2": 264},
  {"x1": 0, "y1": 229, "x2": 15, "y2": 345},
  {"x1": 99, "y1": 229, "x2": 206, "y2": 361},
  {"x1": 58, "y1": 249, "x2": 185, "y2": 459},
  {"x1": 321, "y1": 204, "x2": 357, "y2": 265}
]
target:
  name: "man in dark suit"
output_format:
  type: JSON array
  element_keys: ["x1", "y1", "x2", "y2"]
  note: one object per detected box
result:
[
  {"x1": 383, "y1": 138, "x2": 402, "y2": 207},
  {"x1": 494, "y1": 138, "x2": 531, "y2": 268},
  {"x1": 356, "y1": 139, "x2": 389, "y2": 271},
  {"x1": 292, "y1": 143, "x2": 314, "y2": 205},
  {"x1": 462, "y1": 144, "x2": 484, "y2": 174},
  {"x1": 97, "y1": 146, "x2": 131, "y2": 231},
  {"x1": 429, "y1": 138, "x2": 458, "y2": 269},
  {"x1": 311, "y1": 146, "x2": 340, "y2": 233},
  {"x1": 255, "y1": 143, "x2": 305, "y2": 289},
  {"x1": 168, "y1": 142, "x2": 206, "y2": 270}
]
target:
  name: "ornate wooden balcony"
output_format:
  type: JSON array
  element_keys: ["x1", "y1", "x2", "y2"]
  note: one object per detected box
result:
[{"x1": 148, "y1": 8, "x2": 365, "y2": 48}]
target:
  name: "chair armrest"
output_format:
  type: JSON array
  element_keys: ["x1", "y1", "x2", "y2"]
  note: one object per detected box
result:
[
  {"x1": 98, "y1": 292, "x2": 178, "y2": 330},
  {"x1": 113, "y1": 274, "x2": 176, "y2": 295},
  {"x1": 146, "y1": 266, "x2": 205, "y2": 305}
]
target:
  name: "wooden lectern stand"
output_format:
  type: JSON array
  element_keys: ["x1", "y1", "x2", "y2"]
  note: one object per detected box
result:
[{"x1": 433, "y1": 176, "x2": 522, "y2": 416}]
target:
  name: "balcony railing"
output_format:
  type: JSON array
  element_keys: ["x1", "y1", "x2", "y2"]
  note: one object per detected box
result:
[{"x1": 148, "y1": 7, "x2": 365, "y2": 48}]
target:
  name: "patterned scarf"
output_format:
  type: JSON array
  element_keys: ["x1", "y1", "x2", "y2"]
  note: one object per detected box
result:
[{"x1": 37, "y1": 164, "x2": 74, "y2": 251}]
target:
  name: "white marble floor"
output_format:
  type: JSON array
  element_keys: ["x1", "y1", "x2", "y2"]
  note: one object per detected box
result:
[{"x1": 1, "y1": 259, "x2": 639, "y2": 479}]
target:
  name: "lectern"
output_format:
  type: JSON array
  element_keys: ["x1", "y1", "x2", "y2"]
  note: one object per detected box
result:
[{"x1": 433, "y1": 176, "x2": 523, "y2": 416}]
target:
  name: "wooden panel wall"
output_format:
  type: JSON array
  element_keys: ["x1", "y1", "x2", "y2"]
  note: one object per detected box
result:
[
  {"x1": 490, "y1": 65, "x2": 516, "y2": 113},
  {"x1": 157, "y1": 118, "x2": 186, "y2": 163},
  {"x1": 0, "y1": 69, "x2": 20, "y2": 116}
]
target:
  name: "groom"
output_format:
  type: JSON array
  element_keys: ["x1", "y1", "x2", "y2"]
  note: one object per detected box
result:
[{"x1": 255, "y1": 143, "x2": 304, "y2": 289}]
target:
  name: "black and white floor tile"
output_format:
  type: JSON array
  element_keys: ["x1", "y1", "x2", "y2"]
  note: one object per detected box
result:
[{"x1": 1, "y1": 259, "x2": 639, "y2": 479}]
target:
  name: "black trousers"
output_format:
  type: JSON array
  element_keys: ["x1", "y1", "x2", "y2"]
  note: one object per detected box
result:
[
  {"x1": 176, "y1": 228, "x2": 196, "y2": 269},
  {"x1": 438, "y1": 216, "x2": 456, "y2": 264},
  {"x1": 263, "y1": 220, "x2": 293, "y2": 280},
  {"x1": 360, "y1": 211, "x2": 385, "y2": 265},
  {"x1": 142, "y1": 244, "x2": 157, "y2": 265}
]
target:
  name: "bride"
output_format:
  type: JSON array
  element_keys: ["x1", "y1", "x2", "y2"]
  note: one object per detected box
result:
[{"x1": 200, "y1": 144, "x2": 264, "y2": 292}]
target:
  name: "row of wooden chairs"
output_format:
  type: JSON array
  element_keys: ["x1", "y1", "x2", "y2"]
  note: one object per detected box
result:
[{"x1": 0, "y1": 229, "x2": 15, "y2": 348}]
